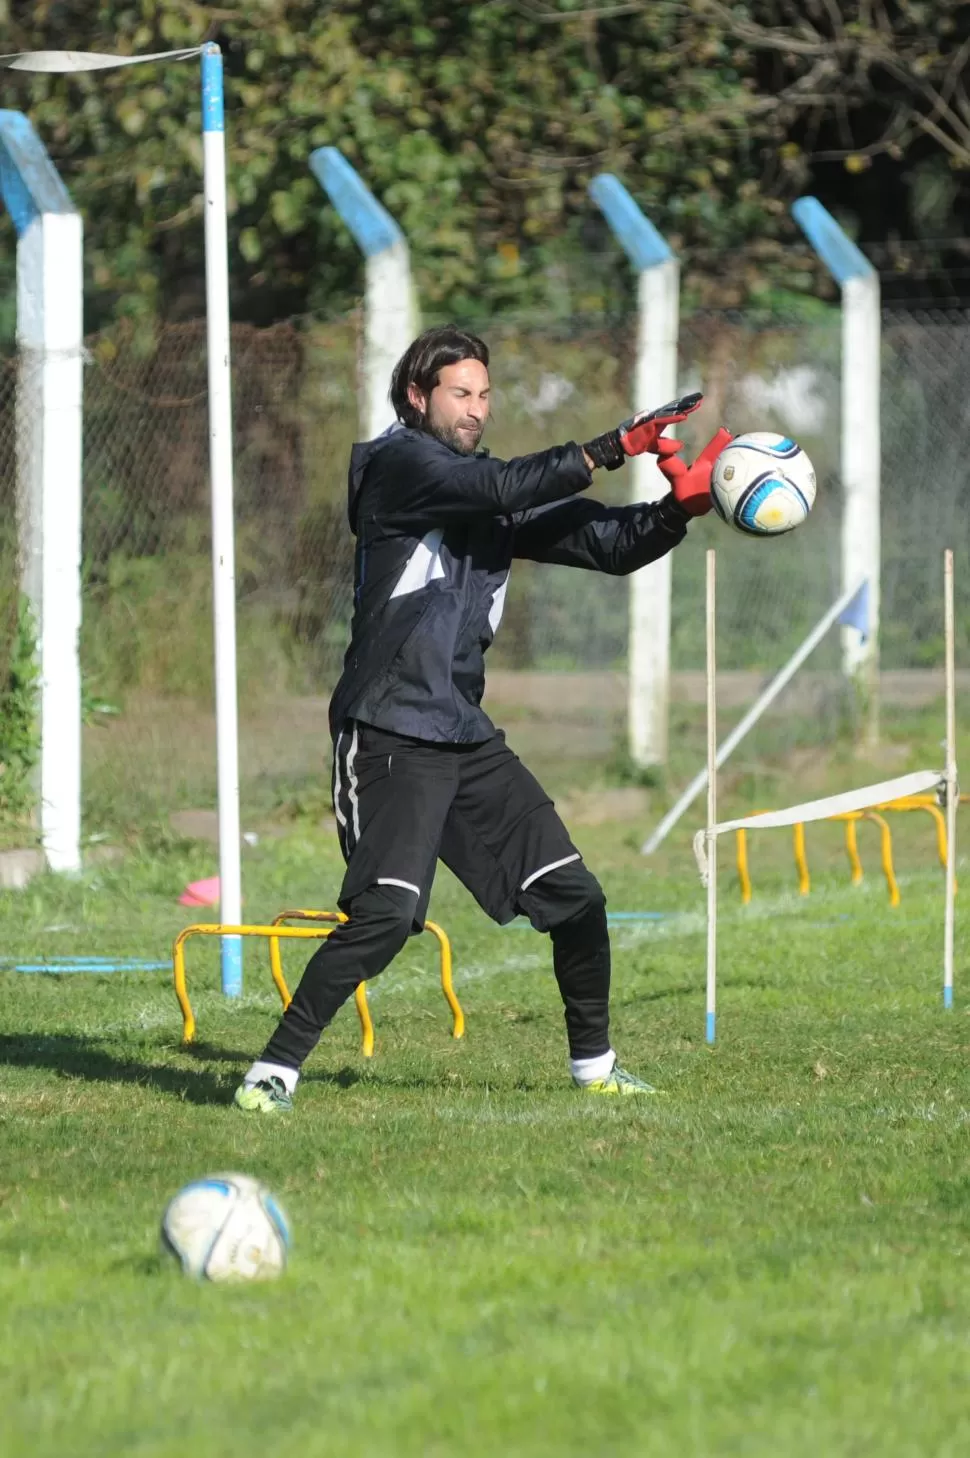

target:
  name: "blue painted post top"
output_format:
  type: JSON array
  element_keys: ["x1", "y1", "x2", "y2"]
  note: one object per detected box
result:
[
  {"x1": 201, "y1": 43, "x2": 224, "y2": 133},
  {"x1": 791, "y1": 196, "x2": 874, "y2": 286},
  {"x1": 309, "y1": 146, "x2": 403, "y2": 258},
  {"x1": 588, "y1": 173, "x2": 674, "y2": 271},
  {"x1": 0, "y1": 111, "x2": 76, "y2": 236}
]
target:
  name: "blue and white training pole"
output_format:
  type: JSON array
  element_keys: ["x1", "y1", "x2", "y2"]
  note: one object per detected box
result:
[
  {"x1": 943, "y1": 548, "x2": 957, "y2": 1009},
  {"x1": 0, "y1": 45, "x2": 243, "y2": 993},
  {"x1": 0, "y1": 111, "x2": 82, "y2": 874},
  {"x1": 202, "y1": 44, "x2": 243, "y2": 997},
  {"x1": 589, "y1": 174, "x2": 680, "y2": 772},
  {"x1": 792, "y1": 197, "x2": 881, "y2": 735},
  {"x1": 705, "y1": 549, "x2": 717, "y2": 1044},
  {"x1": 309, "y1": 147, "x2": 416, "y2": 438}
]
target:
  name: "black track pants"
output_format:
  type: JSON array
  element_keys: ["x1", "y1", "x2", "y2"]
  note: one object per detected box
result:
[{"x1": 259, "y1": 722, "x2": 611, "y2": 1071}]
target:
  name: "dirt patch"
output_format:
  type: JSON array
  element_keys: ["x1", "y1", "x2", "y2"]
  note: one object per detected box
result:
[{"x1": 558, "y1": 787, "x2": 650, "y2": 825}]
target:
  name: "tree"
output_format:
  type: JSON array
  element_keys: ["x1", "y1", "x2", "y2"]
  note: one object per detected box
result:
[
  {"x1": 1, "y1": 1, "x2": 799, "y2": 326},
  {"x1": 10, "y1": 1, "x2": 963, "y2": 325},
  {"x1": 692, "y1": 1, "x2": 970, "y2": 302},
  {"x1": 696, "y1": 1, "x2": 970, "y2": 171}
]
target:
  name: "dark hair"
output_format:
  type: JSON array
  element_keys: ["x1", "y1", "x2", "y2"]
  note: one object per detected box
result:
[{"x1": 390, "y1": 325, "x2": 489, "y2": 428}]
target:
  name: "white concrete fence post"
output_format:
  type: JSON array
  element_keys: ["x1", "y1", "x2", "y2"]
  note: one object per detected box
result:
[
  {"x1": 792, "y1": 197, "x2": 881, "y2": 737},
  {"x1": 309, "y1": 148, "x2": 417, "y2": 438},
  {"x1": 0, "y1": 111, "x2": 82, "y2": 872},
  {"x1": 588, "y1": 174, "x2": 680, "y2": 770},
  {"x1": 1, "y1": 48, "x2": 244, "y2": 997}
]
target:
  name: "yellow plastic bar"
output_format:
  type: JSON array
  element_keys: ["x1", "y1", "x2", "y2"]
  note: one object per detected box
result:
[
  {"x1": 793, "y1": 822, "x2": 810, "y2": 896},
  {"x1": 736, "y1": 827, "x2": 752, "y2": 905},
  {"x1": 829, "y1": 811, "x2": 899, "y2": 906},
  {"x1": 865, "y1": 810, "x2": 900, "y2": 908},
  {"x1": 734, "y1": 810, "x2": 775, "y2": 903},
  {"x1": 877, "y1": 797, "x2": 953, "y2": 884},
  {"x1": 424, "y1": 919, "x2": 463, "y2": 1040},
  {"x1": 173, "y1": 923, "x2": 341, "y2": 1045},
  {"x1": 354, "y1": 983, "x2": 375, "y2": 1059},
  {"x1": 268, "y1": 910, "x2": 344, "y2": 1006},
  {"x1": 844, "y1": 816, "x2": 863, "y2": 885}
]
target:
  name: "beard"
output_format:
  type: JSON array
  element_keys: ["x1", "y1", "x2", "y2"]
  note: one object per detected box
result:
[{"x1": 425, "y1": 407, "x2": 485, "y2": 456}]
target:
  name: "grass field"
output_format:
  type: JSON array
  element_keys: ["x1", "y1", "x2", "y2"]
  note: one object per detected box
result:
[{"x1": 2, "y1": 709, "x2": 970, "y2": 1458}]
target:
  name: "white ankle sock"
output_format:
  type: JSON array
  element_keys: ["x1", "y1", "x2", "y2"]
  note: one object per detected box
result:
[
  {"x1": 244, "y1": 1060, "x2": 299, "y2": 1094},
  {"x1": 569, "y1": 1049, "x2": 616, "y2": 1086}
]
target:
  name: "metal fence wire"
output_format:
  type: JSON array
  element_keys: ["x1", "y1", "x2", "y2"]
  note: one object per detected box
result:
[
  {"x1": 1, "y1": 307, "x2": 967, "y2": 836},
  {"x1": 0, "y1": 356, "x2": 18, "y2": 683},
  {"x1": 0, "y1": 354, "x2": 27, "y2": 824}
]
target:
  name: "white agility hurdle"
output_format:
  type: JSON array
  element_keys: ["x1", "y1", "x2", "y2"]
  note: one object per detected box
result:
[{"x1": 695, "y1": 548, "x2": 958, "y2": 1043}]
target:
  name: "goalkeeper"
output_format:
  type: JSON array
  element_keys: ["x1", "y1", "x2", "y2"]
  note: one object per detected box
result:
[{"x1": 236, "y1": 326, "x2": 729, "y2": 1113}]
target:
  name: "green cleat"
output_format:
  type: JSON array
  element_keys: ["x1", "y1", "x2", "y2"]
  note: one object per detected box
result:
[
  {"x1": 233, "y1": 1077, "x2": 293, "y2": 1114},
  {"x1": 576, "y1": 1064, "x2": 664, "y2": 1096}
]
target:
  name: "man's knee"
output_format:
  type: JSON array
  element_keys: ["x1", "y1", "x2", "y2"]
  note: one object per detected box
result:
[
  {"x1": 518, "y1": 860, "x2": 606, "y2": 935},
  {"x1": 339, "y1": 882, "x2": 421, "y2": 956}
]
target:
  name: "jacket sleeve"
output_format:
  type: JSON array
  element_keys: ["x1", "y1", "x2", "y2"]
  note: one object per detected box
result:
[
  {"x1": 370, "y1": 433, "x2": 593, "y2": 524},
  {"x1": 510, "y1": 493, "x2": 690, "y2": 574}
]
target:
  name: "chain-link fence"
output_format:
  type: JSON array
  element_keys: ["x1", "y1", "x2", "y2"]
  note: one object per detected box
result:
[
  {"x1": 0, "y1": 356, "x2": 18, "y2": 667},
  {"x1": 79, "y1": 317, "x2": 359, "y2": 828},
  {"x1": 2, "y1": 306, "x2": 968, "y2": 839},
  {"x1": 0, "y1": 354, "x2": 33, "y2": 829}
]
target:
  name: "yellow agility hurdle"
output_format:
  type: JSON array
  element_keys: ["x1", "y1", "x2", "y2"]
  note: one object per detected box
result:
[
  {"x1": 174, "y1": 923, "x2": 341, "y2": 1045},
  {"x1": 268, "y1": 909, "x2": 463, "y2": 1058},
  {"x1": 736, "y1": 815, "x2": 811, "y2": 906},
  {"x1": 735, "y1": 808, "x2": 899, "y2": 905},
  {"x1": 173, "y1": 913, "x2": 464, "y2": 1057},
  {"x1": 733, "y1": 791, "x2": 970, "y2": 907}
]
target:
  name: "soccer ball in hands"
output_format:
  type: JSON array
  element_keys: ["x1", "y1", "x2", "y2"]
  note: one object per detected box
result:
[
  {"x1": 711, "y1": 432, "x2": 816, "y2": 536},
  {"x1": 161, "y1": 1172, "x2": 290, "y2": 1282}
]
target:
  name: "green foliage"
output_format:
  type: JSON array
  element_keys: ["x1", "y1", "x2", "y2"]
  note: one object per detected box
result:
[
  {"x1": 0, "y1": 595, "x2": 40, "y2": 826},
  {"x1": 1, "y1": 1, "x2": 817, "y2": 330}
]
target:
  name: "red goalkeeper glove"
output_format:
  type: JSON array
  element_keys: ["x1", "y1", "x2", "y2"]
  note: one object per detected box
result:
[
  {"x1": 583, "y1": 392, "x2": 703, "y2": 471},
  {"x1": 657, "y1": 428, "x2": 733, "y2": 517}
]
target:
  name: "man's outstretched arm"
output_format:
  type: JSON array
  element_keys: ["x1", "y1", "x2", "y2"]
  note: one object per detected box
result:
[
  {"x1": 510, "y1": 429, "x2": 733, "y2": 574},
  {"x1": 372, "y1": 433, "x2": 593, "y2": 524},
  {"x1": 370, "y1": 395, "x2": 706, "y2": 526},
  {"x1": 510, "y1": 494, "x2": 690, "y2": 575}
]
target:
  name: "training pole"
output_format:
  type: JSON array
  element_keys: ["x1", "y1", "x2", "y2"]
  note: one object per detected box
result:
[
  {"x1": 706, "y1": 549, "x2": 717, "y2": 1044},
  {"x1": 202, "y1": 44, "x2": 243, "y2": 997},
  {"x1": 0, "y1": 45, "x2": 243, "y2": 990},
  {"x1": 944, "y1": 548, "x2": 957, "y2": 1009}
]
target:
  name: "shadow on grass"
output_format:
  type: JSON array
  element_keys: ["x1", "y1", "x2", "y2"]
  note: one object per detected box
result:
[
  {"x1": 0, "y1": 1034, "x2": 466, "y2": 1099},
  {"x1": 183, "y1": 1046, "x2": 404, "y2": 1089},
  {"x1": 0, "y1": 1033, "x2": 227, "y2": 1105},
  {"x1": 183, "y1": 1040, "x2": 261, "y2": 1064},
  {"x1": 624, "y1": 976, "x2": 774, "y2": 1006}
]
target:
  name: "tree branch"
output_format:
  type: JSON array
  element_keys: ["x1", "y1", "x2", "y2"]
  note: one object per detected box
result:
[
  {"x1": 696, "y1": 0, "x2": 833, "y2": 57},
  {"x1": 511, "y1": 0, "x2": 647, "y2": 20},
  {"x1": 700, "y1": 0, "x2": 970, "y2": 166}
]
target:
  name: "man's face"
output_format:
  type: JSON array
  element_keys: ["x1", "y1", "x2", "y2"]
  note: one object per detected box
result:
[{"x1": 408, "y1": 358, "x2": 490, "y2": 455}]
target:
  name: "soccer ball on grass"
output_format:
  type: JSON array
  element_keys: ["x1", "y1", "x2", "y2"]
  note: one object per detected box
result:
[
  {"x1": 161, "y1": 1172, "x2": 290, "y2": 1282},
  {"x1": 711, "y1": 432, "x2": 816, "y2": 536}
]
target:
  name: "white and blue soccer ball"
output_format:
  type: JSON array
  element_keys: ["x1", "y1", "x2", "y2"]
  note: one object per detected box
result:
[
  {"x1": 161, "y1": 1172, "x2": 290, "y2": 1282},
  {"x1": 711, "y1": 432, "x2": 816, "y2": 536}
]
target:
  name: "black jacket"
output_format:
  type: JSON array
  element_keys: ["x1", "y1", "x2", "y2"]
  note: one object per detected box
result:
[{"x1": 328, "y1": 424, "x2": 690, "y2": 743}]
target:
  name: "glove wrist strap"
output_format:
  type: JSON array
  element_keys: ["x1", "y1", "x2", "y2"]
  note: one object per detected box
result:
[
  {"x1": 582, "y1": 429, "x2": 625, "y2": 471},
  {"x1": 657, "y1": 493, "x2": 692, "y2": 528}
]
